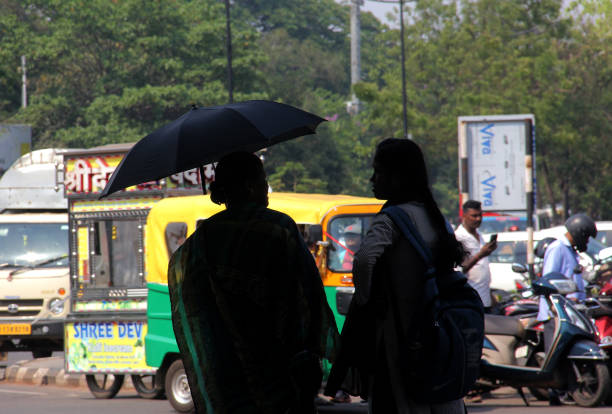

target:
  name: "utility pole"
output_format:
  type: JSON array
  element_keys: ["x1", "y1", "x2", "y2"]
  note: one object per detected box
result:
[
  {"x1": 398, "y1": 0, "x2": 408, "y2": 139},
  {"x1": 224, "y1": 0, "x2": 234, "y2": 104},
  {"x1": 21, "y1": 55, "x2": 27, "y2": 108},
  {"x1": 368, "y1": 0, "x2": 409, "y2": 138},
  {"x1": 348, "y1": 0, "x2": 362, "y2": 115}
]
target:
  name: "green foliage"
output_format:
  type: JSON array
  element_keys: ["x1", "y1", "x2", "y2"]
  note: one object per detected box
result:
[{"x1": 0, "y1": 0, "x2": 610, "y2": 218}]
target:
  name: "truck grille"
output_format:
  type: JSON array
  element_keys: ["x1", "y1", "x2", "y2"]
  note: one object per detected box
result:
[{"x1": 0, "y1": 299, "x2": 44, "y2": 317}]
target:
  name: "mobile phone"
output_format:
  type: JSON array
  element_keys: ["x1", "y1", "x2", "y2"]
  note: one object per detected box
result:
[{"x1": 489, "y1": 234, "x2": 498, "y2": 243}]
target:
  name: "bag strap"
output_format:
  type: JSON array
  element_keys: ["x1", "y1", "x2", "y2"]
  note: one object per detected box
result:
[
  {"x1": 382, "y1": 206, "x2": 440, "y2": 303},
  {"x1": 383, "y1": 206, "x2": 434, "y2": 269}
]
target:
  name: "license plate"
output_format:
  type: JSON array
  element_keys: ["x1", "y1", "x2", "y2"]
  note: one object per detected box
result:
[{"x1": 0, "y1": 324, "x2": 31, "y2": 335}]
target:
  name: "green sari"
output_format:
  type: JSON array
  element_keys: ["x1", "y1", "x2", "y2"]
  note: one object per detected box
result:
[{"x1": 168, "y1": 203, "x2": 338, "y2": 413}]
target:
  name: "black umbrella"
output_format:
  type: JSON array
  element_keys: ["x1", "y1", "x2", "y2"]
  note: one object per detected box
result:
[{"x1": 100, "y1": 100, "x2": 326, "y2": 198}]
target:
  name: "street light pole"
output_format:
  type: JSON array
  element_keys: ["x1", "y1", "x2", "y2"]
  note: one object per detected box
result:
[
  {"x1": 21, "y1": 55, "x2": 27, "y2": 108},
  {"x1": 398, "y1": 0, "x2": 408, "y2": 139},
  {"x1": 367, "y1": 0, "x2": 409, "y2": 138},
  {"x1": 224, "y1": 0, "x2": 234, "y2": 104},
  {"x1": 349, "y1": 0, "x2": 362, "y2": 115}
]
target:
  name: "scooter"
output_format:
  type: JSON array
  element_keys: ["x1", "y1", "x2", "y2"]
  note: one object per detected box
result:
[
  {"x1": 491, "y1": 263, "x2": 539, "y2": 317},
  {"x1": 479, "y1": 272, "x2": 611, "y2": 407}
]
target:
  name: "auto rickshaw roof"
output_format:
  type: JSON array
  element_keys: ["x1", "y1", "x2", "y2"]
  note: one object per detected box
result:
[{"x1": 149, "y1": 192, "x2": 381, "y2": 225}]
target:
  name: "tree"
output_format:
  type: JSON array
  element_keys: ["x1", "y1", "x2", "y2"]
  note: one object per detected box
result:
[{"x1": 3, "y1": 0, "x2": 265, "y2": 148}]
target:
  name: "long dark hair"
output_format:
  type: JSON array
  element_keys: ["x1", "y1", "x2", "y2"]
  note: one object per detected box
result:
[{"x1": 374, "y1": 138, "x2": 465, "y2": 269}]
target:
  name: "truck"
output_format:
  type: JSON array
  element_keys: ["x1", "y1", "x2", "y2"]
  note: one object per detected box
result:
[{"x1": 0, "y1": 148, "x2": 71, "y2": 358}]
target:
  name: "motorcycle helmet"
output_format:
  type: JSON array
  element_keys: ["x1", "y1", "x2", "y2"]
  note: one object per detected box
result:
[
  {"x1": 565, "y1": 213, "x2": 597, "y2": 252},
  {"x1": 534, "y1": 237, "x2": 557, "y2": 259}
]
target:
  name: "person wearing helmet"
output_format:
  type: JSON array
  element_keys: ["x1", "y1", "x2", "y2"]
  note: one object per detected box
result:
[
  {"x1": 537, "y1": 214, "x2": 597, "y2": 405},
  {"x1": 534, "y1": 237, "x2": 557, "y2": 260},
  {"x1": 537, "y1": 214, "x2": 597, "y2": 319},
  {"x1": 337, "y1": 222, "x2": 362, "y2": 271}
]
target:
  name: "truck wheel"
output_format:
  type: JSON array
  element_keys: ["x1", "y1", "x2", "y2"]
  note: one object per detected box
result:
[
  {"x1": 165, "y1": 359, "x2": 194, "y2": 413},
  {"x1": 131, "y1": 374, "x2": 165, "y2": 399},
  {"x1": 569, "y1": 361, "x2": 610, "y2": 407},
  {"x1": 32, "y1": 350, "x2": 53, "y2": 359},
  {"x1": 85, "y1": 374, "x2": 125, "y2": 399}
]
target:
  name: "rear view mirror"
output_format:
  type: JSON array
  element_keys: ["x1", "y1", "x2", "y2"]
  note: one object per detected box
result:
[
  {"x1": 304, "y1": 224, "x2": 323, "y2": 247},
  {"x1": 512, "y1": 263, "x2": 527, "y2": 274}
]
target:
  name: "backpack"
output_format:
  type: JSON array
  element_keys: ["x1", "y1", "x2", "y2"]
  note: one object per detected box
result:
[{"x1": 383, "y1": 206, "x2": 484, "y2": 403}]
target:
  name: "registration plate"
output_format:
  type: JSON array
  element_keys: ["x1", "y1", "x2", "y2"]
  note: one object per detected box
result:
[{"x1": 0, "y1": 324, "x2": 31, "y2": 335}]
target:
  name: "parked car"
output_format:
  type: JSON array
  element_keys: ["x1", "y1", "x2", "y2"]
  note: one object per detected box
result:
[
  {"x1": 482, "y1": 226, "x2": 609, "y2": 292},
  {"x1": 596, "y1": 221, "x2": 612, "y2": 247},
  {"x1": 481, "y1": 231, "x2": 532, "y2": 292}
]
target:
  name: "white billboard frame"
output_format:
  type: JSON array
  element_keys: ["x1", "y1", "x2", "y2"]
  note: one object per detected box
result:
[
  {"x1": 458, "y1": 114, "x2": 536, "y2": 274},
  {"x1": 458, "y1": 114, "x2": 535, "y2": 213}
]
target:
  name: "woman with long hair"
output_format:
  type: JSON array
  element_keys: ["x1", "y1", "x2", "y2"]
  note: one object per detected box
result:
[{"x1": 326, "y1": 138, "x2": 466, "y2": 413}]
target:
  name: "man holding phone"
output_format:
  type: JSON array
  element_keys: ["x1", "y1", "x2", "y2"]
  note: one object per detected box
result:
[{"x1": 455, "y1": 200, "x2": 498, "y2": 313}]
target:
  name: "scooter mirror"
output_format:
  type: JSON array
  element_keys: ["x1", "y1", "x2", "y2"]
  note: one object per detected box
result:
[
  {"x1": 598, "y1": 247, "x2": 612, "y2": 262},
  {"x1": 512, "y1": 263, "x2": 527, "y2": 274}
]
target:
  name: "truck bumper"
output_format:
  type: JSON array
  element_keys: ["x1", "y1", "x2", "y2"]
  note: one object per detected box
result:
[{"x1": 0, "y1": 319, "x2": 64, "y2": 351}]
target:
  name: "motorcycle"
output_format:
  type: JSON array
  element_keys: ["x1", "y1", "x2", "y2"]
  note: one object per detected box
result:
[
  {"x1": 490, "y1": 263, "x2": 539, "y2": 317},
  {"x1": 478, "y1": 272, "x2": 611, "y2": 407}
]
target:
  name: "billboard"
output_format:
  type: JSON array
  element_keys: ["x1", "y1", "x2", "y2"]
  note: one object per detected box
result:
[
  {"x1": 0, "y1": 124, "x2": 31, "y2": 174},
  {"x1": 458, "y1": 115, "x2": 535, "y2": 212}
]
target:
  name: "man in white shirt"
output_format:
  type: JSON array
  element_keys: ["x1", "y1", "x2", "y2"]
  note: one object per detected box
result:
[{"x1": 455, "y1": 200, "x2": 497, "y2": 312}]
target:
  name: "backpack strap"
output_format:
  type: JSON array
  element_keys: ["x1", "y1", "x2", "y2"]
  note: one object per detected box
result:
[{"x1": 382, "y1": 206, "x2": 439, "y2": 303}]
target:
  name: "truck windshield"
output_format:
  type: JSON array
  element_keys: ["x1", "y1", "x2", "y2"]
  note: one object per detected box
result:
[
  {"x1": 0, "y1": 223, "x2": 69, "y2": 267},
  {"x1": 327, "y1": 215, "x2": 373, "y2": 272}
]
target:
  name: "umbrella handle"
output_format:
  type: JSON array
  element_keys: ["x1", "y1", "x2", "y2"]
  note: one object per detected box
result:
[{"x1": 199, "y1": 166, "x2": 207, "y2": 195}]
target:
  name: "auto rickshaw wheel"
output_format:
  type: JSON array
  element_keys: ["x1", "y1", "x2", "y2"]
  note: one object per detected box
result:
[
  {"x1": 165, "y1": 359, "x2": 194, "y2": 413},
  {"x1": 85, "y1": 373, "x2": 125, "y2": 399},
  {"x1": 131, "y1": 374, "x2": 165, "y2": 399}
]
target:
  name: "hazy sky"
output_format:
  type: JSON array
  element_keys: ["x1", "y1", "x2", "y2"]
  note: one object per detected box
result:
[{"x1": 360, "y1": 0, "x2": 400, "y2": 27}]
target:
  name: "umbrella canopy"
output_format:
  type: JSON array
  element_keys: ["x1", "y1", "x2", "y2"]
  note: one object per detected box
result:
[{"x1": 100, "y1": 100, "x2": 325, "y2": 198}]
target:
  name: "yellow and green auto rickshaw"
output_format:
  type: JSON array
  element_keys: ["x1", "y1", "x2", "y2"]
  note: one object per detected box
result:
[{"x1": 144, "y1": 192, "x2": 382, "y2": 412}]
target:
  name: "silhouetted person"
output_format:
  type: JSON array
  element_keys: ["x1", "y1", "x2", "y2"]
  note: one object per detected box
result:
[
  {"x1": 326, "y1": 138, "x2": 466, "y2": 414},
  {"x1": 168, "y1": 151, "x2": 339, "y2": 414}
]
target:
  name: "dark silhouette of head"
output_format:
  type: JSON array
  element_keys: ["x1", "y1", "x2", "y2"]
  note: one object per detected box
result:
[
  {"x1": 371, "y1": 138, "x2": 430, "y2": 203},
  {"x1": 209, "y1": 151, "x2": 268, "y2": 207},
  {"x1": 372, "y1": 138, "x2": 465, "y2": 269}
]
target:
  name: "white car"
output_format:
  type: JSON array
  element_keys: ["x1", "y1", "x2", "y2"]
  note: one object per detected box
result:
[
  {"x1": 481, "y1": 226, "x2": 610, "y2": 292},
  {"x1": 596, "y1": 221, "x2": 612, "y2": 247},
  {"x1": 480, "y1": 231, "x2": 532, "y2": 292}
]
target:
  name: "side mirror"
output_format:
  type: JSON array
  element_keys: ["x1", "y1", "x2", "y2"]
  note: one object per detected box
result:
[
  {"x1": 512, "y1": 263, "x2": 527, "y2": 274},
  {"x1": 304, "y1": 224, "x2": 323, "y2": 247}
]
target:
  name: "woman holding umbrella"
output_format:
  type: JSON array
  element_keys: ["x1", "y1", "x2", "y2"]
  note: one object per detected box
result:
[{"x1": 167, "y1": 151, "x2": 339, "y2": 414}]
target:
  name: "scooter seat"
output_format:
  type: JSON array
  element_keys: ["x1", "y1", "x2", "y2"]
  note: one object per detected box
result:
[{"x1": 484, "y1": 314, "x2": 525, "y2": 338}]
